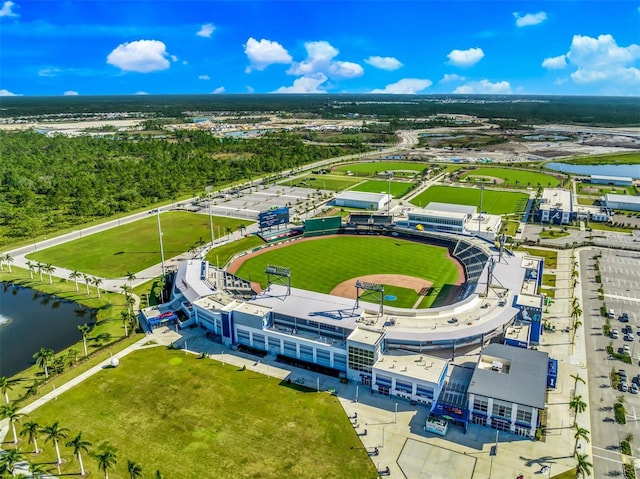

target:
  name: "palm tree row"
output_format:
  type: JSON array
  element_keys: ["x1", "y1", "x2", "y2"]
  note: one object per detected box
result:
[
  {"x1": 0, "y1": 412, "x2": 162, "y2": 478},
  {"x1": 0, "y1": 252, "x2": 14, "y2": 273}
]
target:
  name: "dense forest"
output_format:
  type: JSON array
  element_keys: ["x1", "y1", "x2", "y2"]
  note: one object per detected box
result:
[
  {"x1": 2, "y1": 94, "x2": 640, "y2": 126},
  {"x1": 0, "y1": 130, "x2": 367, "y2": 247}
]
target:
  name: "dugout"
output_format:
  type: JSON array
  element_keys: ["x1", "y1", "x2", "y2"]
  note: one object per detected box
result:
[{"x1": 304, "y1": 216, "x2": 342, "y2": 237}]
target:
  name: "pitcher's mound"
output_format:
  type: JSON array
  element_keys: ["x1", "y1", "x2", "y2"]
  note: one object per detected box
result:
[{"x1": 330, "y1": 274, "x2": 432, "y2": 300}]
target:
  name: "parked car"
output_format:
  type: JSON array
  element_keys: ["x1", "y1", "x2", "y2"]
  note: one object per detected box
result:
[
  {"x1": 620, "y1": 382, "x2": 629, "y2": 392},
  {"x1": 619, "y1": 369, "x2": 628, "y2": 380},
  {"x1": 625, "y1": 334, "x2": 635, "y2": 342},
  {"x1": 631, "y1": 383, "x2": 639, "y2": 394},
  {"x1": 620, "y1": 313, "x2": 630, "y2": 322},
  {"x1": 623, "y1": 345, "x2": 631, "y2": 355},
  {"x1": 611, "y1": 329, "x2": 620, "y2": 339}
]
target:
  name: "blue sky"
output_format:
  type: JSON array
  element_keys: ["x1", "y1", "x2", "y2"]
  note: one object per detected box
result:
[{"x1": 1, "y1": 1, "x2": 639, "y2": 97}]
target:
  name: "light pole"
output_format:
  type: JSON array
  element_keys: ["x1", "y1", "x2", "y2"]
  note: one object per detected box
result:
[
  {"x1": 387, "y1": 172, "x2": 393, "y2": 216},
  {"x1": 208, "y1": 194, "x2": 215, "y2": 247},
  {"x1": 355, "y1": 385, "x2": 359, "y2": 403},
  {"x1": 156, "y1": 208, "x2": 166, "y2": 276},
  {"x1": 478, "y1": 184, "x2": 484, "y2": 236},
  {"x1": 394, "y1": 402, "x2": 398, "y2": 424}
]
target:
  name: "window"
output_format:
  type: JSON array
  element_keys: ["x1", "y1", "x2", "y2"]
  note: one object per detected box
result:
[
  {"x1": 474, "y1": 398, "x2": 489, "y2": 413},
  {"x1": 348, "y1": 346, "x2": 374, "y2": 373},
  {"x1": 516, "y1": 408, "x2": 532, "y2": 424},
  {"x1": 492, "y1": 402, "x2": 512, "y2": 419}
]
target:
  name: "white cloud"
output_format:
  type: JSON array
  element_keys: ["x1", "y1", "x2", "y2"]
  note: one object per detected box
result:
[
  {"x1": 211, "y1": 86, "x2": 225, "y2": 94},
  {"x1": 274, "y1": 73, "x2": 328, "y2": 93},
  {"x1": 38, "y1": 67, "x2": 62, "y2": 77},
  {"x1": 513, "y1": 11, "x2": 547, "y2": 27},
  {"x1": 0, "y1": 88, "x2": 20, "y2": 96},
  {"x1": 542, "y1": 55, "x2": 567, "y2": 69},
  {"x1": 244, "y1": 37, "x2": 292, "y2": 72},
  {"x1": 246, "y1": 86, "x2": 255, "y2": 93},
  {"x1": 107, "y1": 40, "x2": 170, "y2": 73},
  {"x1": 63, "y1": 90, "x2": 79, "y2": 96},
  {"x1": 0, "y1": 1, "x2": 18, "y2": 17},
  {"x1": 198, "y1": 75, "x2": 211, "y2": 80},
  {"x1": 364, "y1": 56, "x2": 403, "y2": 71},
  {"x1": 170, "y1": 55, "x2": 179, "y2": 62},
  {"x1": 135, "y1": 91, "x2": 149, "y2": 95},
  {"x1": 197, "y1": 23, "x2": 215, "y2": 38},
  {"x1": 454, "y1": 80, "x2": 512, "y2": 94},
  {"x1": 328, "y1": 61, "x2": 363, "y2": 79},
  {"x1": 559, "y1": 34, "x2": 640, "y2": 87},
  {"x1": 287, "y1": 41, "x2": 363, "y2": 79},
  {"x1": 447, "y1": 47, "x2": 484, "y2": 67},
  {"x1": 440, "y1": 73, "x2": 467, "y2": 83},
  {"x1": 371, "y1": 78, "x2": 432, "y2": 94}
]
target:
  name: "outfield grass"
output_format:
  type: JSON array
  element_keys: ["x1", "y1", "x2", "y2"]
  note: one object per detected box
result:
[
  {"x1": 205, "y1": 235, "x2": 266, "y2": 268},
  {"x1": 288, "y1": 174, "x2": 361, "y2": 191},
  {"x1": 334, "y1": 161, "x2": 427, "y2": 176},
  {"x1": 234, "y1": 236, "x2": 460, "y2": 308},
  {"x1": 410, "y1": 186, "x2": 529, "y2": 215},
  {"x1": 22, "y1": 347, "x2": 377, "y2": 479},
  {"x1": 350, "y1": 179, "x2": 415, "y2": 198},
  {"x1": 26, "y1": 212, "x2": 253, "y2": 278},
  {"x1": 460, "y1": 167, "x2": 561, "y2": 188}
]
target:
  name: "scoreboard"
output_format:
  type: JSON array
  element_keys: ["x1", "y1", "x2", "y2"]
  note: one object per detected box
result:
[{"x1": 259, "y1": 207, "x2": 290, "y2": 229}]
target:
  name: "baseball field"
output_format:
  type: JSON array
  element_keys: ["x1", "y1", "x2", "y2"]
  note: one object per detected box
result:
[{"x1": 229, "y1": 235, "x2": 464, "y2": 308}]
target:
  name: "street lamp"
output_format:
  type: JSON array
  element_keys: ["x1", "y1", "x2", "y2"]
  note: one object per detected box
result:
[
  {"x1": 394, "y1": 402, "x2": 398, "y2": 424},
  {"x1": 156, "y1": 209, "x2": 166, "y2": 276}
]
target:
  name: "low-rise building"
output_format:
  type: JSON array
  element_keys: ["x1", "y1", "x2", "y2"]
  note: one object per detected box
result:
[
  {"x1": 590, "y1": 174, "x2": 633, "y2": 186},
  {"x1": 605, "y1": 194, "x2": 640, "y2": 212},
  {"x1": 537, "y1": 188, "x2": 574, "y2": 224},
  {"x1": 334, "y1": 191, "x2": 391, "y2": 210}
]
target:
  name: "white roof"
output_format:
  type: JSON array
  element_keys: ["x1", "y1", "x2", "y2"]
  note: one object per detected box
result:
[
  {"x1": 605, "y1": 194, "x2": 640, "y2": 205},
  {"x1": 374, "y1": 351, "x2": 448, "y2": 385},
  {"x1": 591, "y1": 174, "x2": 633, "y2": 182},
  {"x1": 348, "y1": 327, "x2": 384, "y2": 346},
  {"x1": 426, "y1": 202, "x2": 477, "y2": 215},
  {"x1": 540, "y1": 188, "x2": 572, "y2": 211}
]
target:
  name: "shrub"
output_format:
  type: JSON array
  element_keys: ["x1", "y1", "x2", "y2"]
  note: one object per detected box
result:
[
  {"x1": 621, "y1": 440, "x2": 632, "y2": 455},
  {"x1": 615, "y1": 402, "x2": 627, "y2": 424},
  {"x1": 624, "y1": 463, "x2": 636, "y2": 479}
]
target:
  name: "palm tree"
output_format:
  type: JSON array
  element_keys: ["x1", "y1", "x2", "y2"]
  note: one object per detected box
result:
[
  {"x1": 570, "y1": 373, "x2": 585, "y2": 394},
  {"x1": 28, "y1": 462, "x2": 48, "y2": 478},
  {"x1": 126, "y1": 294, "x2": 136, "y2": 314},
  {"x1": 120, "y1": 310, "x2": 130, "y2": 336},
  {"x1": 154, "y1": 471, "x2": 164, "y2": 479},
  {"x1": 20, "y1": 420, "x2": 41, "y2": 453},
  {"x1": 572, "y1": 316, "x2": 583, "y2": 345},
  {"x1": 69, "y1": 270, "x2": 81, "y2": 292},
  {"x1": 66, "y1": 432, "x2": 92, "y2": 476},
  {"x1": 0, "y1": 403, "x2": 24, "y2": 444},
  {"x1": 569, "y1": 394, "x2": 588, "y2": 416},
  {"x1": 225, "y1": 226, "x2": 233, "y2": 240},
  {"x1": 0, "y1": 448, "x2": 26, "y2": 477},
  {"x1": 42, "y1": 421, "x2": 69, "y2": 465},
  {"x1": 126, "y1": 271, "x2": 137, "y2": 288},
  {"x1": 32, "y1": 348, "x2": 54, "y2": 379},
  {"x1": 573, "y1": 424, "x2": 590, "y2": 456},
  {"x1": 92, "y1": 277, "x2": 103, "y2": 298},
  {"x1": 127, "y1": 459, "x2": 143, "y2": 479},
  {"x1": 93, "y1": 450, "x2": 117, "y2": 479},
  {"x1": 157, "y1": 276, "x2": 166, "y2": 303},
  {"x1": 0, "y1": 375, "x2": 22, "y2": 404},
  {"x1": 25, "y1": 260, "x2": 35, "y2": 280},
  {"x1": 78, "y1": 324, "x2": 90, "y2": 357},
  {"x1": 43, "y1": 264, "x2": 55, "y2": 285},
  {"x1": 120, "y1": 284, "x2": 132, "y2": 297},
  {"x1": 35, "y1": 263, "x2": 44, "y2": 282},
  {"x1": 575, "y1": 452, "x2": 592, "y2": 477},
  {"x1": 3, "y1": 253, "x2": 14, "y2": 273},
  {"x1": 82, "y1": 273, "x2": 91, "y2": 295}
]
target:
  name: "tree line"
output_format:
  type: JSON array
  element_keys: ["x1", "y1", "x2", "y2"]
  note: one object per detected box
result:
[{"x1": 0, "y1": 130, "x2": 367, "y2": 248}]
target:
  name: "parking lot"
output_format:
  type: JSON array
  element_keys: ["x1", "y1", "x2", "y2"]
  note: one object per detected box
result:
[{"x1": 581, "y1": 248, "x2": 640, "y2": 477}]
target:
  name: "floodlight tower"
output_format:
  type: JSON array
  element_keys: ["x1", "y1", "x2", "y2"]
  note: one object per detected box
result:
[
  {"x1": 355, "y1": 280, "x2": 384, "y2": 316},
  {"x1": 156, "y1": 208, "x2": 166, "y2": 276},
  {"x1": 265, "y1": 264, "x2": 291, "y2": 295}
]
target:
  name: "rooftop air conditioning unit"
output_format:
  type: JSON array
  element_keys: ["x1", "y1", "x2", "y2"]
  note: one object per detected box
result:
[{"x1": 491, "y1": 361, "x2": 503, "y2": 372}]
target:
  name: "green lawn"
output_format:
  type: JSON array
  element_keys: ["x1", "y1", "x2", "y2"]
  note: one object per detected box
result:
[
  {"x1": 288, "y1": 174, "x2": 361, "y2": 191},
  {"x1": 205, "y1": 235, "x2": 266, "y2": 268},
  {"x1": 350, "y1": 179, "x2": 415, "y2": 198},
  {"x1": 556, "y1": 152, "x2": 640, "y2": 165},
  {"x1": 577, "y1": 183, "x2": 635, "y2": 196},
  {"x1": 234, "y1": 236, "x2": 460, "y2": 308},
  {"x1": 26, "y1": 212, "x2": 253, "y2": 278},
  {"x1": 460, "y1": 167, "x2": 561, "y2": 188},
  {"x1": 518, "y1": 247, "x2": 557, "y2": 269},
  {"x1": 539, "y1": 228, "x2": 570, "y2": 239},
  {"x1": 334, "y1": 161, "x2": 428, "y2": 176},
  {"x1": 21, "y1": 347, "x2": 377, "y2": 479},
  {"x1": 410, "y1": 186, "x2": 529, "y2": 215}
]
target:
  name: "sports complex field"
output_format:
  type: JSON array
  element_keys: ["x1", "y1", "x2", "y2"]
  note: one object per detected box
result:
[
  {"x1": 23, "y1": 347, "x2": 376, "y2": 479},
  {"x1": 410, "y1": 185, "x2": 529, "y2": 215},
  {"x1": 230, "y1": 236, "x2": 463, "y2": 309},
  {"x1": 26, "y1": 212, "x2": 252, "y2": 278},
  {"x1": 459, "y1": 167, "x2": 561, "y2": 188},
  {"x1": 334, "y1": 161, "x2": 427, "y2": 176},
  {"x1": 349, "y1": 179, "x2": 415, "y2": 198}
]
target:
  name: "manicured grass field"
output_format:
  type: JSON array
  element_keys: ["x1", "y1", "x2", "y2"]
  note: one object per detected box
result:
[
  {"x1": 460, "y1": 167, "x2": 561, "y2": 188},
  {"x1": 558, "y1": 152, "x2": 640, "y2": 165},
  {"x1": 288, "y1": 174, "x2": 361, "y2": 191},
  {"x1": 27, "y1": 212, "x2": 253, "y2": 278},
  {"x1": 205, "y1": 235, "x2": 266, "y2": 268},
  {"x1": 22, "y1": 347, "x2": 377, "y2": 479},
  {"x1": 334, "y1": 161, "x2": 428, "y2": 176},
  {"x1": 518, "y1": 247, "x2": 557, "y2": 269},
  {"x1": 410, "y1": 185, "x2": 529, "y2": 215},
  {"x1": 234, "y1": 236, "x2": 460, "y2": 308},
  {"x1": 350, "y1": 179, "x2": 415, "y2": 198}
]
